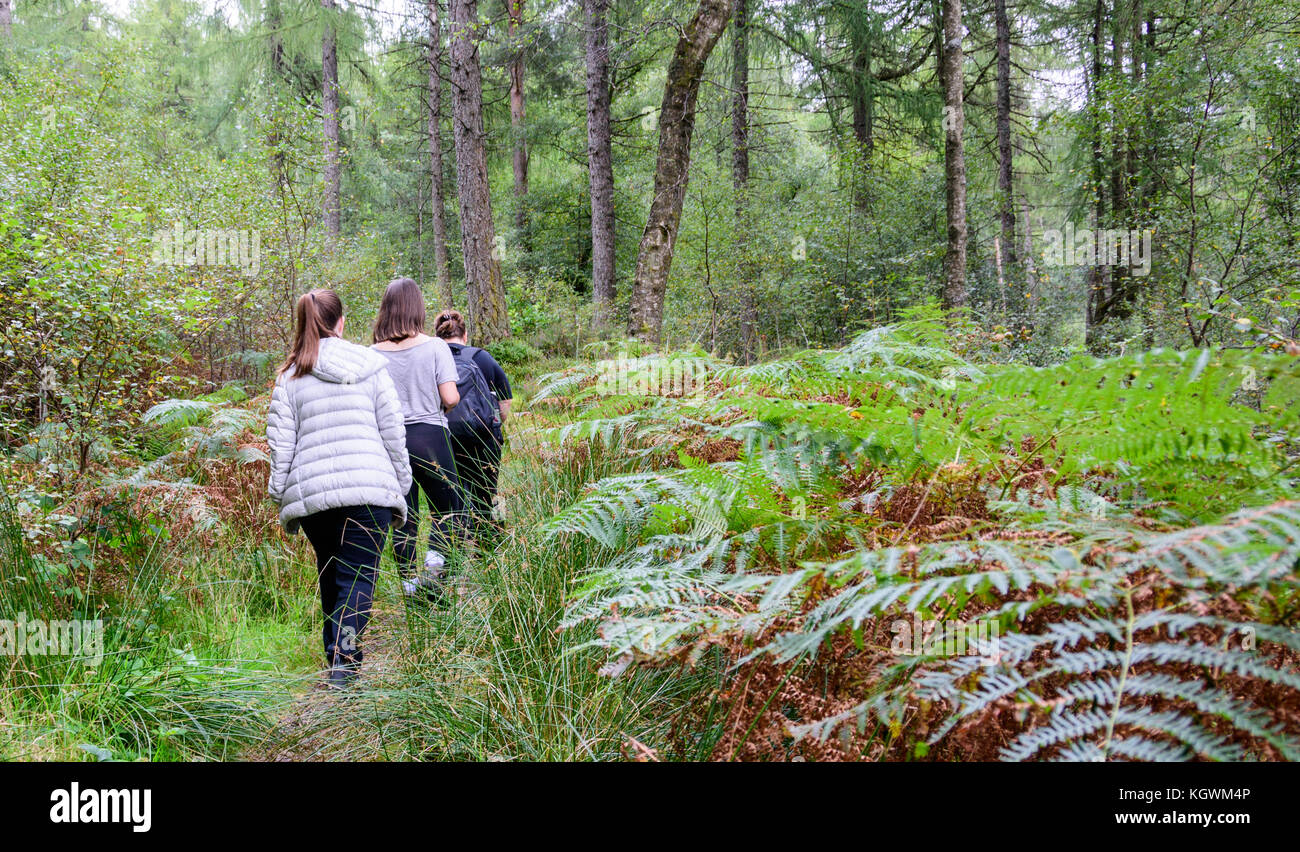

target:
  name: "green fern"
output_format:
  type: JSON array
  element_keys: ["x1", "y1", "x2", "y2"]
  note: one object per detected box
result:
[{"x1": 538, "y1": 332, "x2": 1300, "y2": 761}]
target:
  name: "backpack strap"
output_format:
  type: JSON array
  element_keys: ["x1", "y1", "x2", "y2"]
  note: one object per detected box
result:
[{"x1": 457, "y1": 346, "x2": 494, "y2": 394}]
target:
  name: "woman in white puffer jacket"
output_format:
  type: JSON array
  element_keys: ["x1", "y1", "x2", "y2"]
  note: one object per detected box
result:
[{"x1": 266, "y1": 289, "x2": 412, "y2": 689}]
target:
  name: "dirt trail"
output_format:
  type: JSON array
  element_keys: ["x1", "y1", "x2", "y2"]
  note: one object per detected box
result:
[
  {"x1": 243, "y1": 566, "x2": 486, "y2": 762},
  {"x1": 244, "y1": 500, "x2": 503, "y2": 761},
  {"x1": 243, "y1": 602, "x2": 409, "y2": 762}
]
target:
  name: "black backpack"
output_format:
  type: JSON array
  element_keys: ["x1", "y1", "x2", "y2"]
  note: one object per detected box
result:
[{"x1": 447, "y1": 345, "x2": 501, "y2": 437}]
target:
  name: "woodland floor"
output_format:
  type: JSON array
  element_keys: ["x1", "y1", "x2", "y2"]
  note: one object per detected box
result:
[{"x1": 244, "y1": 552, "x2": 495, "y2": 761}]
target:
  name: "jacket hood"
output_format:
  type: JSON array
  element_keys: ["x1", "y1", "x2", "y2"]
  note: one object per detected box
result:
[{"x1": 311, "y1": 337, "x2": 390, "y2": 385}]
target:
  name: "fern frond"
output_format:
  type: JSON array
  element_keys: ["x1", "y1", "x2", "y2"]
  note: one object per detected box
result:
[{"x1": 142, "y1": 398, "x2": 215, "y2": 427}]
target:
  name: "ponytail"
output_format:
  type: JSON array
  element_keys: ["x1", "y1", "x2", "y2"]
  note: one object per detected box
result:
[{"x1": 282, "y1": 289, "x2": 344, "y2": 378}]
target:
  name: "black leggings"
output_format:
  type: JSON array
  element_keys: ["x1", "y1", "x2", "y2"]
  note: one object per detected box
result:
[
  {"x1": 394, "y1": 422, "x2": 464, "y2": 575},
  {"x1": 451, "y1": 428, "x2": 502, "y2": 534},
  {"x1": 300, "y1": 505, "x2": 393, "y2": 669}
]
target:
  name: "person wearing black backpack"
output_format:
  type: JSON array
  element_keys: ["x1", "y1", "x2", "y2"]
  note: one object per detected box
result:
[{"x1": 434, "y1": 310, "x2": 512, "y2": 537}]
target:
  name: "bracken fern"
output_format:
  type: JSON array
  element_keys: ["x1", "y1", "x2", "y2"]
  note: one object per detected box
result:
[{"x1": 537, "y1": 323, "x2": 1300, "y2": 760}]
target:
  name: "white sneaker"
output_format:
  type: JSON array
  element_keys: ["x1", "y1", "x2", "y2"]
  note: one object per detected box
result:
[{"x1": 424, "y1": 550, "x2": 446, "y2": 572}]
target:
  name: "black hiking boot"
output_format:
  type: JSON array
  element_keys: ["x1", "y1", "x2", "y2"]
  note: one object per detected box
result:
[{"x1": 326, "y1": 665, "x2": 359, "y2": 691}]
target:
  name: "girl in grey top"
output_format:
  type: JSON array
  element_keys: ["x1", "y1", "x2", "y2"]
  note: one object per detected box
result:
[
  {"x1": 378, "y1": 337, "x2": 459, "y2": 427},
  {"x1": 370, "y1": 278, "x2": 464, "y2": 599}
]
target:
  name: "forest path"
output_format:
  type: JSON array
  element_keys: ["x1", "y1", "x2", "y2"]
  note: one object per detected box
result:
[
  {"x1": 243, "y1": 454, "x2": 515, "y2": 761},
  {"x1": 243, "y1": 560, "x2": 489, "y2": 761},
  {"x1": 243, "y1": 598, "x2": 416, "y2": 761}
]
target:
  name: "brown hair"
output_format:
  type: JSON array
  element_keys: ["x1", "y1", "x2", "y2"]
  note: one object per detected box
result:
[
  {"x1": 372, "y1": 277, "x2": 426, "y2": 344},
  {"x1": 281, "y1": 289, "x2": 344, "y2": 378},
  {"x1": 434, "y1": 309, "x2": 467, "y2": 341}
]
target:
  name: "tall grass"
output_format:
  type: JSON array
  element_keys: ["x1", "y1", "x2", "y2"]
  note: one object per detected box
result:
[
  {"x1": 4, "y1": 356, "x2": 727, "y2": 762},
  {"x1": 0, "y1": 477, "x2": 311, "y2": 761},
  {"x1": 269, "y1": 428, "x2": 723, "y2": 761}
]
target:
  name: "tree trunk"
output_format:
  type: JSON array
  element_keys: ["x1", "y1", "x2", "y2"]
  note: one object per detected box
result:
[
  {"x1": 1130, "y1": 0, "x2": 1143, "y2": 218},
  {"x1": 850, "y1": 32, "x2": 874, "y2": 216},
  {"x1": 732, "y1": 0, "x2": 757, "y2": 362},
  {"x1": 1108, "y1": 3, "x2": 1130, "y2": 319},
  {"x1": 994, "y1": 0, "x2": 1017, "y2": 281},
  {"x1": 266, "y1": 0, "x2": 298, "y2": 309},
  {"x1": 731, "y1": 0, "x2": 750, "y2": 207},
  {"x1": 939, "y1": 0, "x2": 967, "y2": 311},
  {"x1": 1, "y1": 0, "x2": 13, "y2": 37},
  {"x1": 1020, "y1": 196, "x2": 1037, "y2": 292},
  {"x1": 627, "y1": 0, "x2": 734, "y2": 344},
  {"x1": 508, "y1": 0, "x2": 529, "y2": 242},
  {"x1": 267, "y1": 0, "x2": 288, "y2": 195},
  {"x1": 427, "y1": 0, "x2": 453, "y2": 305},
  {"x1": 1133, "y1": 0, "x2": 1151, "y2": 346},
  {"x1": 1086, "y1": 0, "x2": 1109, "y2": 341},
  {"x1": 585, "y1": 0, "x2": 616, "y2": 325},
  {"x1": 321, "y1": 0, "x2": 341, "y2": 240},
  {"x1": 449, "y1": 0, "x2": 510, "y2": 343},
  {"x1": 268, "y1": 0, "x2": 286, "y2": 81}
]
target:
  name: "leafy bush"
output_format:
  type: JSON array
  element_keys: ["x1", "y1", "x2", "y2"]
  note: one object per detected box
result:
[{"x1": 486, "y1": 337, "x2": 543, "y2": 370}]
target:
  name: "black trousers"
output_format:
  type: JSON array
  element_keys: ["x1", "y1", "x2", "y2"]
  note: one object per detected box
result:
[
  {"x1": 299, "y1": 505, "x2": 393, "y2": 670},
  {"x1": 451, "y1": 428, "x2": 502, "y2": 534},
  {"x1": 395, "y1": 422, "x2": 464, "y2": 575}
]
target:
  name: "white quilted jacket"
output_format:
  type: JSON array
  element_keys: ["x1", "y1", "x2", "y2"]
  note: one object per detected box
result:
[{"x1": 266, "y1": 337, "x2": 414, "y2": 533}]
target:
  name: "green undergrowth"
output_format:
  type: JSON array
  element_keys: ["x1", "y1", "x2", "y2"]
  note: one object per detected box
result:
[
  {"x1": 5, "y1": 321, "x2": 1298, "y2": 761},
  {"x1": 526, "y1": 318, "x2": 1300, "y2": 760}
]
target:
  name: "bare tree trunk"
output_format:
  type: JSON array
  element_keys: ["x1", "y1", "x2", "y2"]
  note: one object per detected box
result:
[
  {"x1": 994, "y1": 0, "x2": 1017, "y2": 279},
  {"x1": 1130, "y1": 0, "x2": 1143, "y2": 218},
  {"x1": 1133, "y1": 0, "x2": 1152, "y2": 346},
  {"x1": 939, "y1": 0, "x2": 967, "y2": 311},
  {"x1": 627, "y1": 0, "x2": 734, "y2": 344},
  {"x1": 508, "y1": 0, "x2": 529, "y2": 242},
  {"x1": 1109, "y1": 2, "x2": 1130, "y2": 319},
  {"x1": 585, "y1": 0, "x2": 616, "y2": 326},
  {"x1": 427, "y1": 0, "x2": 453, "y2": 305},
  {"x1": 733, "y1": 0, "x2": 757, "y2": 362},
  {"x1": 449, "y1": 0, "x2": 510, "y2": 343},
  {"x1": 1020, "y1": 197, "x2": 1038, "y2": 309},
  {"x1": 731, "y1": 0, "x2": 749, "y2": 205},
  {"x1": 321, "y1": 0, "x2": 341, "y2": 240},
  {"x1": 266, "y1": 0, "x2": 298, "y2": 315},
  {"x1": 1086, "y1": 0, "x2": 1109, "y2": 343},
  {"x1": 1, "y1": 0, "x2": 12, "y2": 37}
]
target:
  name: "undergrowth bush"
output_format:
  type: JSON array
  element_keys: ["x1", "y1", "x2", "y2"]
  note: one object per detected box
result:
[
  {"x1": 0, "y1": 476, "x2": 299, "y2": 760},
  {"x1": 531, "y1": 320, "x2": 1300, "y2": 760}
]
